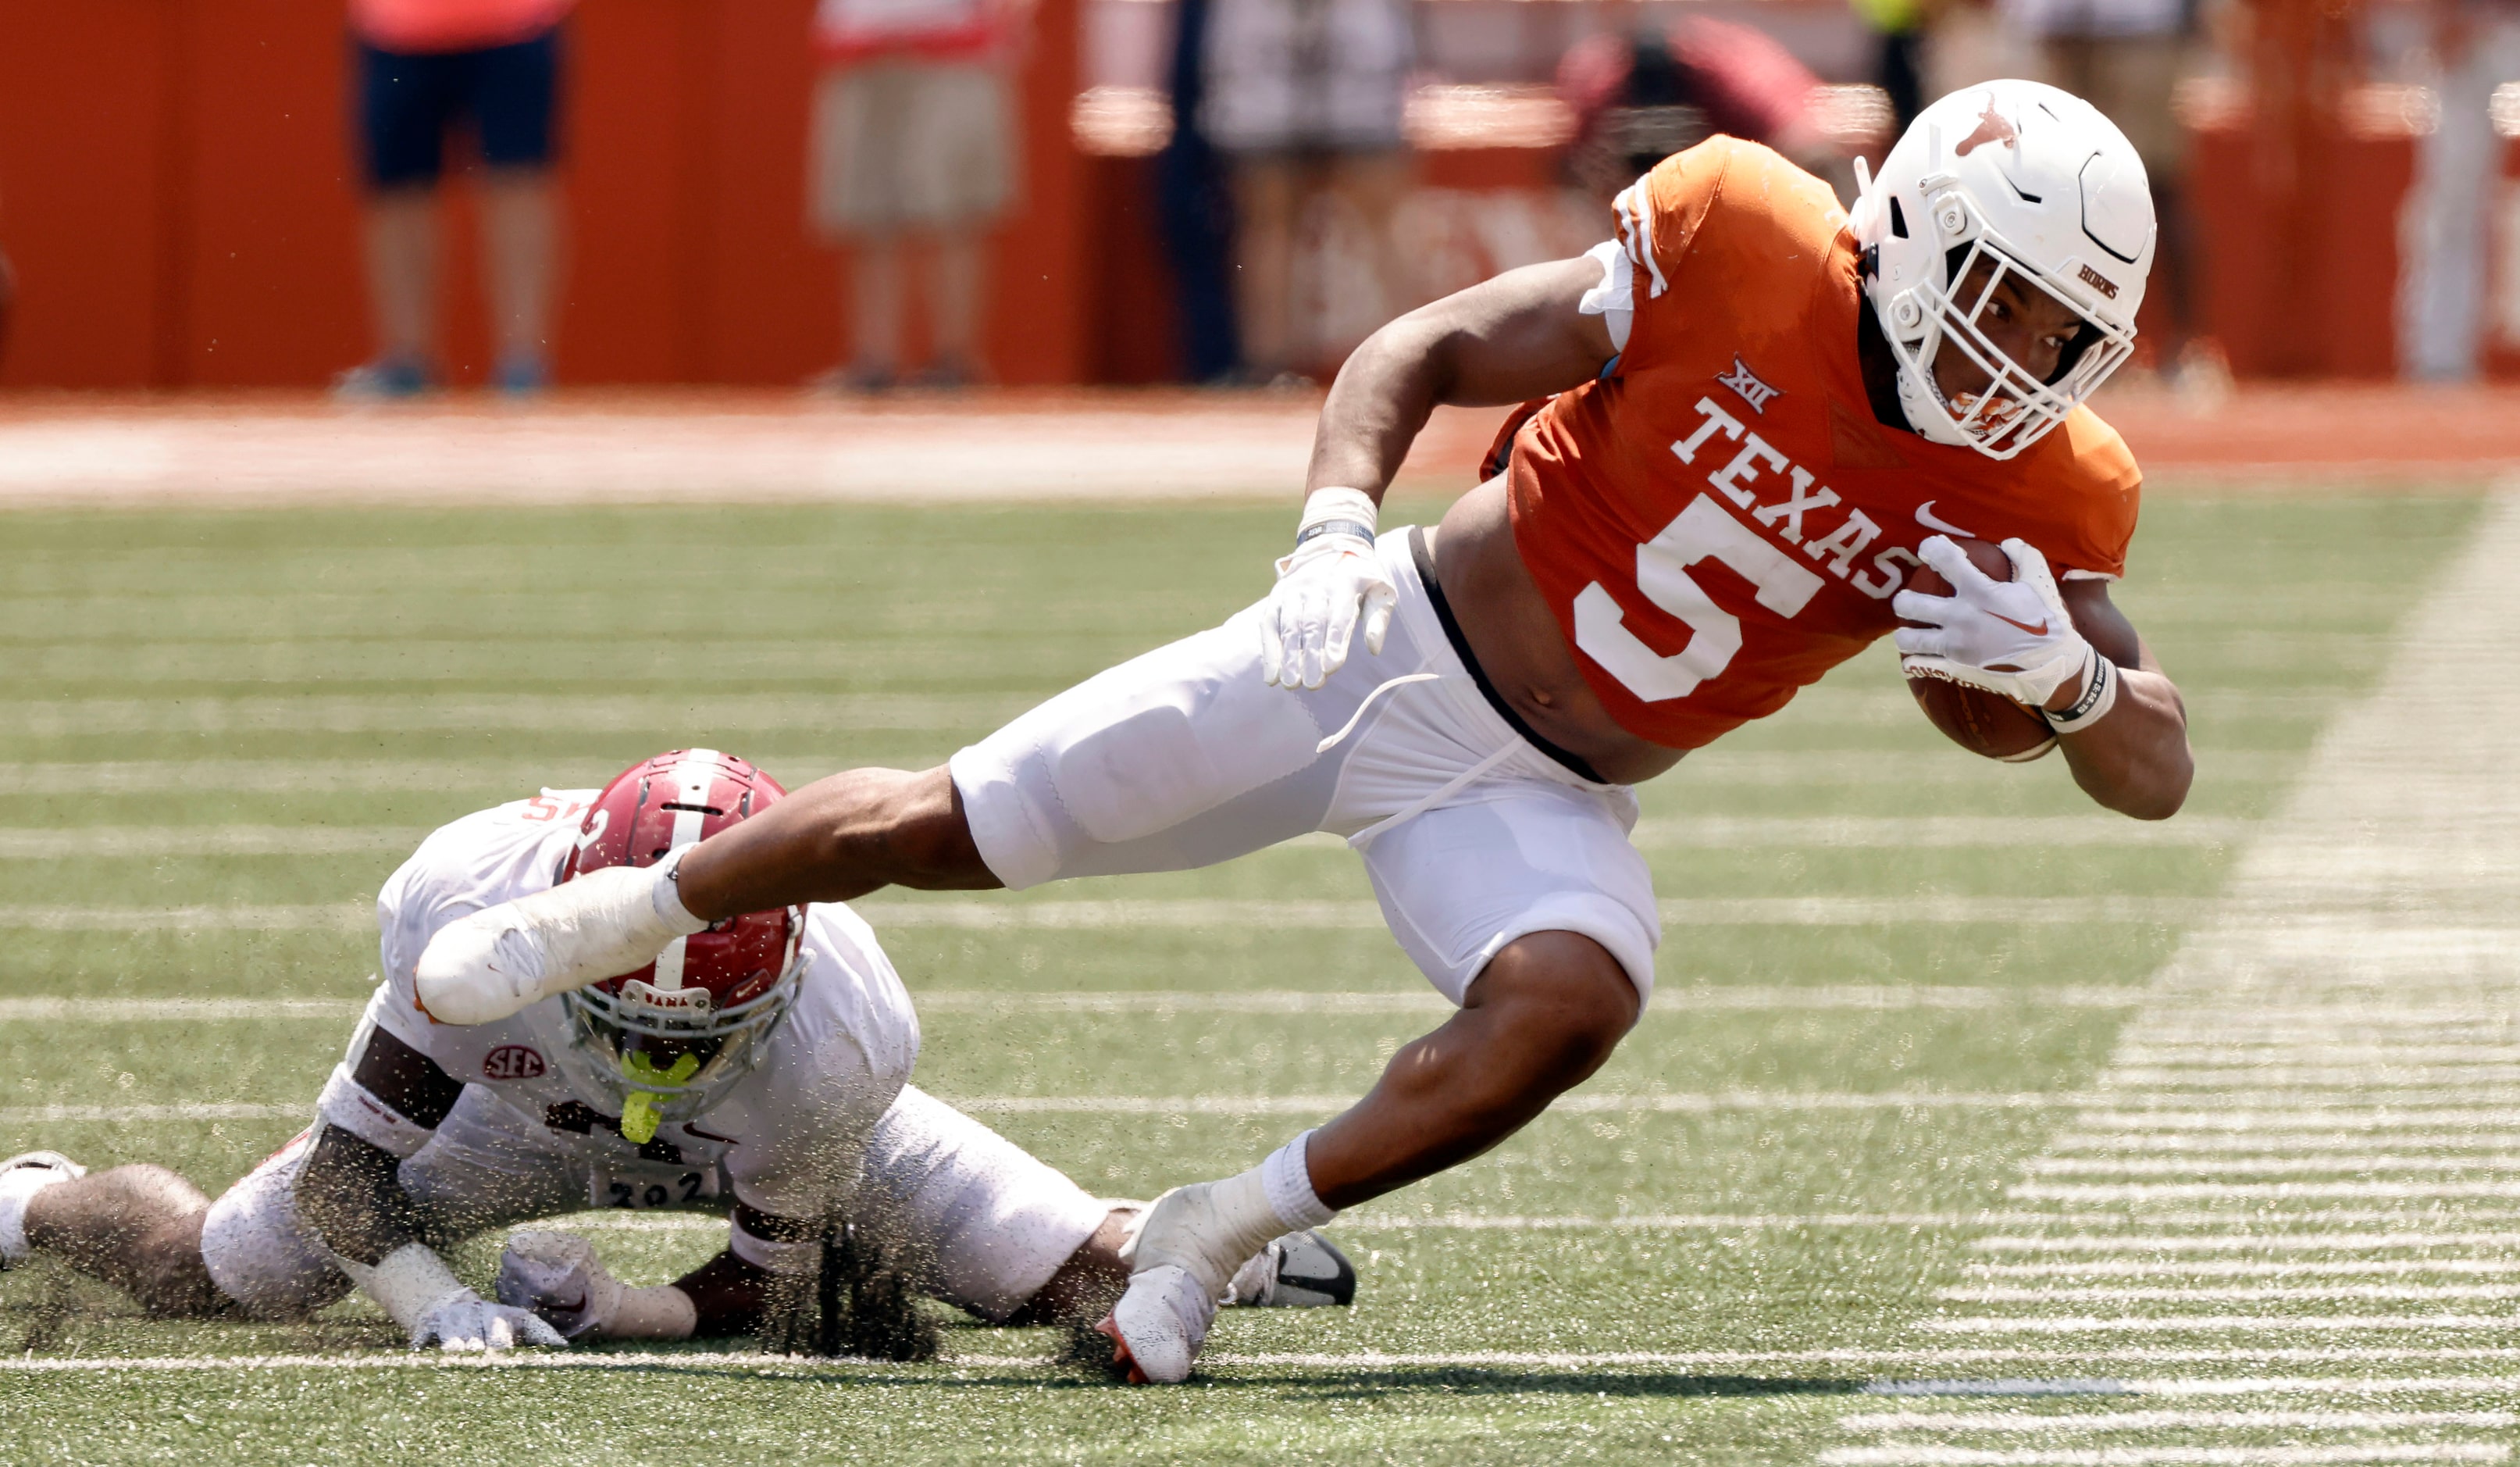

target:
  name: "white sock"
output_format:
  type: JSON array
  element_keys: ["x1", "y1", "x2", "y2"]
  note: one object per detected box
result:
[
  {"x1": 1261, "y1": 1131, "x2": 1337, "y2": 1230},
  {"x1": 0, "y1": 1165, "x2": 73, "y2": 1264},
  {"x1": 1139, "y1": 1133, "x2": 1342, "y2": 1296}
]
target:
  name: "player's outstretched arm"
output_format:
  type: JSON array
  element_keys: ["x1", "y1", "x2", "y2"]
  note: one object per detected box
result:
[{"x1": 297, "y1": 1029, "x2": 563, "y2": 1352}]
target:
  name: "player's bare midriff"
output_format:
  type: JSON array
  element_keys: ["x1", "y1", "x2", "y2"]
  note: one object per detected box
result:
[{"x1": 1431, "y1": 477, "x2": 1691, "y2": 787}]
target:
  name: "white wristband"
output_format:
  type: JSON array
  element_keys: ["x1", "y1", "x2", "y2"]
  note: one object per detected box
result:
[
  {"x1": 1296, "y1": 487, "x2": 1378, "y2": 547},
  {"x1": 729, "y1": 1219, "x2": 822, "y2": 1277},
  {"x1": 336, "y1": 1242, "x2": 467, "y2": 1334},
  {"x1": 2042, "y1": 652, "x2": 2119, "y2": 734}
]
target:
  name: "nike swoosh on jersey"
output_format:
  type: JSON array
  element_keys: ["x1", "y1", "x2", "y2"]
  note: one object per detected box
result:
[{"x1": 1915, "y1": 501, "x2": 1976, "y2": 537}]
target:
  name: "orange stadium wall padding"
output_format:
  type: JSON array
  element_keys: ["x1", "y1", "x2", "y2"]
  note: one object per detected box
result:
[
  {"x1": 2187, "y1": 123, "x2": 2410, "y2": 379},
  {"x1": 0, "y1": 0, "x2": 1084, "y2": 388}
]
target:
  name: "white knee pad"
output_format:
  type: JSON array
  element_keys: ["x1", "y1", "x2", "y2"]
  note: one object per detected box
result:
[{"x1": 198, "y1": 1131, "x2": 355, "y2": 1320}]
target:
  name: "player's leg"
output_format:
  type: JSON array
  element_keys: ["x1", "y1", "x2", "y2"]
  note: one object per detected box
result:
[
  {"x1": 1108, "y1": 777, "x2": 1657, "y2": 1380},
  {"x1": 675, "y1": 596, "x2": 1381, "y2": 917},
  {"x1": 3, "y1": 1155, "x2": 237, "y2": 1318}
]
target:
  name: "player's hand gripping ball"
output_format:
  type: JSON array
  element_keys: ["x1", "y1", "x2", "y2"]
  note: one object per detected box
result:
[{"x1": 1892, "y1": 536, "x2": 2062, "y2": 762}]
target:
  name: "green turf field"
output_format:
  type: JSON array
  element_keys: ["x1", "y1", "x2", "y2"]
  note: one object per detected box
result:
[{"x1": 0, "y1": 489, "x2": 2508, "y2": 1465}]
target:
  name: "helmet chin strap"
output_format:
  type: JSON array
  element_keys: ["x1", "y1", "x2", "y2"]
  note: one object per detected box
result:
[{"x1": 1894, "y1": 352, "x2": 1974, "y2": 445}]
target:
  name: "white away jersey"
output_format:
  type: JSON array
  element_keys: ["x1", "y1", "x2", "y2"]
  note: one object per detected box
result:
[{"x1": 324, "y1": 789, "x2": 922, "y2": 1220}]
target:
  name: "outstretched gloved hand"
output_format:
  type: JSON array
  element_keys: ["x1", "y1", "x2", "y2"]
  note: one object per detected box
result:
[{"x1": 1256, "y1": 488, "x2": 1395, "y2": 691}]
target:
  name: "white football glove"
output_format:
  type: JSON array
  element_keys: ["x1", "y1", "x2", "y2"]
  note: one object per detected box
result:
[
  {"x1": 496, "y1": 1230, "x2": 624, "y2": 1340},
  {"x1": 1891, "y1": 535, "x2": 2094, "y2": 707},
  {"x1": 1257, "y1": 490, "x2": 1395, "y2": 691},
  {"x1": 411, "y1": 1290, "x2": 567, "y2": 1353},
  {"x1": 415, "y1": 857, "x2": 704, "y2": 1026}
]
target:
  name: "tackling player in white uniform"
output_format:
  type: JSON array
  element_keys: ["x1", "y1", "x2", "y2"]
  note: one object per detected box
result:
[{"x1": 0, "y1": 751, "x2": 1351, "y2": 1351}]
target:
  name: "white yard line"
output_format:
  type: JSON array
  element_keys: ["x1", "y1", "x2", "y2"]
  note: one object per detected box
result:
[
  {"x1": 0, "y1": 904, "x2": 372, "y2": 932},
  {"x1": 0, "y1": 986, "x2": 2133, "y2": 1023},
  {"x1": 9, "y1": 1349, "x2": 2520, "y2": 1376},
  {"x1": 1973, "y1": 1233, "x2": 2520, "y2": 1254},
  {"x1": 1937, "y1": 1285, "x2": 2520, "y2": 1303},
  {"x1": 953, "y1": 1090, "x2": 2066, "y2": 1115},
  {"x1": 2023, "y1": 1155, "x2": 2520, "y2": 1176},
  {"x1": 1822, "y1": 1447, "x2": 2508, "y2": 1466},
  {"x1": 0, "y1": 687, "x2": 2323, "y2": 737},
  {"x1": 1625, "y1": 816, "x2": 2247, "y2": 849},
  {"x1": 0, "y1": 816, "x2": 2237, "y2": 859},
  {"x1": 1840, "y1": 1411, "x2": 2519, "y2": 1431},
  {"x1": 0, "y1": 1103, "x2": 302, "y2": 1123},
  {"x1": 2042, "y1": 1133, "x2": 2520, "y2": 1154},
  {"x1": 0, "y1": 826, "x2": 427, "y2": 858},
  {"x1": 0, "y1": 896, "x2": 2212, "y2": 932},
  {"x1": 0, "y1": 1092, "x2": 2066, "y2": 1128},
  {"x1": 0, "y1": 998, "x2": 364, "y2": 1023},
  {"x1": 1974, "y1": 1261, "x2": 2520, "y2": 1279},
  {"x1": 0, "y1": 748, "x2": 2312, "y2": 795},
  {"x1": 1924, "y1": 1315, "x2": 2520, "y2": 1335},
  {"x1": 2010, "y1": 1182, "x2": 2520, "y2": 1201}
]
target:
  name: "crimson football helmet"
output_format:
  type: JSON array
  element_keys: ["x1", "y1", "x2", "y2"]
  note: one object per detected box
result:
[{"x1": 545, "y1": 749, "x2": 804, "y2": 1143}]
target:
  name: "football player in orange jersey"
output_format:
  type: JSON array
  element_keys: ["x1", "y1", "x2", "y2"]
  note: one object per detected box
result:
[{"x1": 412, "y1": 80, "x2": 2191, "y2": 1380}]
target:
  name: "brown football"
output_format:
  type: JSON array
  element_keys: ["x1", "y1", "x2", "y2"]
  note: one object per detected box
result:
[{"x1": 1902, "y1": 537, "x2": 2057, "y2": 762}]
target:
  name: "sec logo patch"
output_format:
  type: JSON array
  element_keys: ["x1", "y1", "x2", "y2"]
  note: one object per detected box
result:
[{"x1": 483, "y1": 1045, "x2": 546, "y2": 1081}]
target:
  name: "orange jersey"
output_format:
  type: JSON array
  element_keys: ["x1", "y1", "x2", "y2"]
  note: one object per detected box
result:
[{"x1": 1506, "y1": 137, "x2": 2140, "y2": 751}]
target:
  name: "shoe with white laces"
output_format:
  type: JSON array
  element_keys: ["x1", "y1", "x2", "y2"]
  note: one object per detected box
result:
[
  {"x1": 1225, "y1": 1230, "x2": 1356, "y2": 1308},
  {"x1": 0, "y1": 1151, "x2": 85, "y2": 1267}
]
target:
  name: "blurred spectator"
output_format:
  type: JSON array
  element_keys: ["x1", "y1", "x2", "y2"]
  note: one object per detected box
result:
[
  {"x1": 2003, "y1": 0, "x2": 2222, "y2": 392},
  {"x1": 1158, "y1": 0, "x2": 1242, "y2": 384},
  {"x1": 2397, "y1": 0, "x2": 2520, "y2": 381},
  {"x1": 1203, "y1": 0, "x2": 1415, "y2": 382},
  {"x1": 338, "y1": 0, "x2": 572, "y2": 399},
  {"x1": 1559, "y1": 18, "x2": 1832, "y2": 200},
  {"x1": 810, "y1": 0, "x2": 1024, "y2": 391}
]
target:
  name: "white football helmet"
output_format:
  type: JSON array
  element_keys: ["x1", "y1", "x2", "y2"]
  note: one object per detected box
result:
[{"x1": 1849, "y1": 80, "x2": 2156, "y2": 459}]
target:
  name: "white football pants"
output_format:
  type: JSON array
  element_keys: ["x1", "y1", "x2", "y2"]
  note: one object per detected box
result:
[
  {"x1": 198, "y1": 1084, "x2": 1106, "y2": 1323},
  {"x1": 950, "y1": 527, "x2": 1661, "y2": 1004}
]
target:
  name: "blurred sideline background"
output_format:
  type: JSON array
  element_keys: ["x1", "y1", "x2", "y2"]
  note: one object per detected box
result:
[{"x1": 0, "y1": 0, "x2": 2515, "y2": 459}]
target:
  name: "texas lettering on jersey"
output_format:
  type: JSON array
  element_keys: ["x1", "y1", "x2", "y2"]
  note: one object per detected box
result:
[{"x1": 1508, "y1": 136, "x2": 2140, "y2": 751}]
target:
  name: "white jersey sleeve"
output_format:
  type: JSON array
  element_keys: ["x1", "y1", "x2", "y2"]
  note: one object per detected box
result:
[{"x1": 317, "y1": 791, "x2": 600, "y2": 1151}]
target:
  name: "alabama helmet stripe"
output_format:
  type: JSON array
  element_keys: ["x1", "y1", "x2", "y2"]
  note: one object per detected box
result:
[{"x1": 649, "y1": 748, "x2": 724, "y2": 992}]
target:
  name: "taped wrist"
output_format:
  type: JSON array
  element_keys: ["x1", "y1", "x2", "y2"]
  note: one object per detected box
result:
[
  {"x1": 334, "y1": 1241, "x2": 466, "y2": 1333},
  {"x1": 1292, "y1": 487, "x2": 1378, "y2": 552},
  {"x1": 2042, "y1": 651, "x2": 2119, "y2": 734},
  {"x1": 648, "y1": 844, "x2": 708, "y2": 934},
  {"x1": 602, "y1": 1283, "x2": 699, "y2": 1340}
]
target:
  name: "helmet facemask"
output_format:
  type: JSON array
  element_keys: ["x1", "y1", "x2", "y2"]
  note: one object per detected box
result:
[
  {"x1": 553, "y1": 950, "x2": 801, "y2": 1144},
  {"x1": 1880, "y1": 198, "x2": 2136, "y2": 459}
]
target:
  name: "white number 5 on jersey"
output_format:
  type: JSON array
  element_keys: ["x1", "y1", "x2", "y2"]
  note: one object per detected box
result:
[{"x1": 1574, "y1": 494, "x2": 1825, "y2": 701}]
